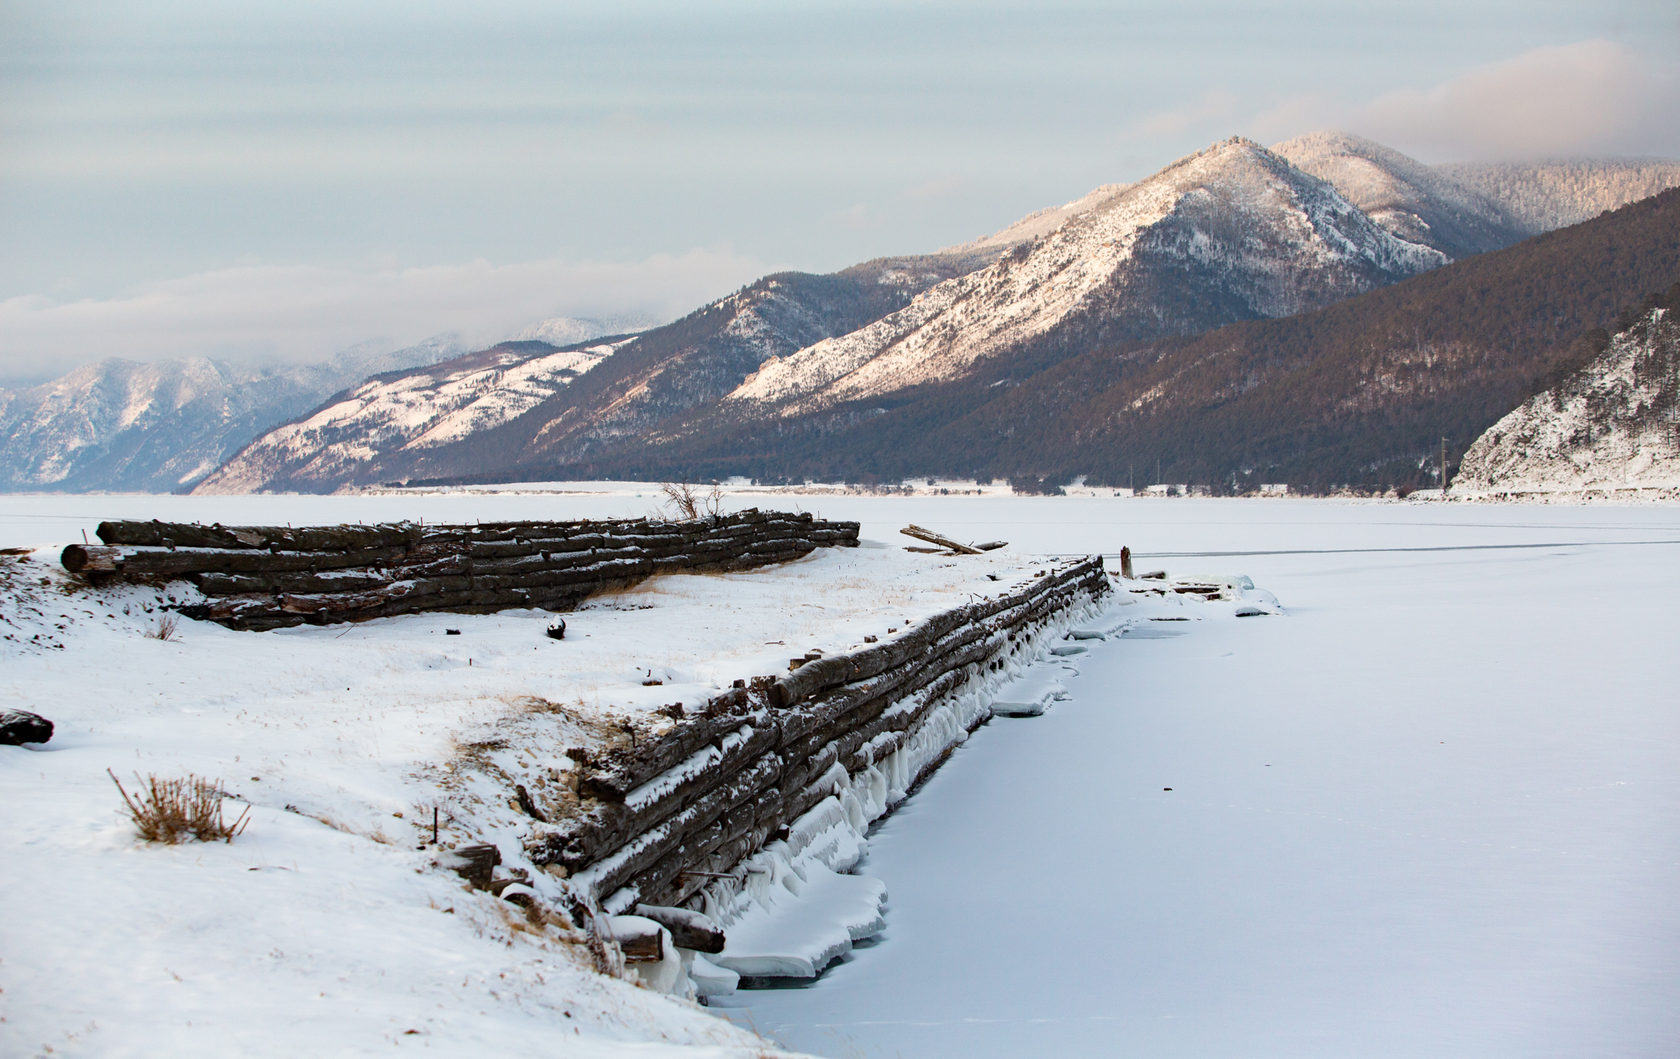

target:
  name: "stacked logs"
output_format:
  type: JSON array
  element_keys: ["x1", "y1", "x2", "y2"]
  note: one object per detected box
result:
[
  {"x1": 60, "y1": 511, "x2": 859, "y2": 630},
  {"x1": 528, "y1": 555, "x2": 1108, "y2": 912}
]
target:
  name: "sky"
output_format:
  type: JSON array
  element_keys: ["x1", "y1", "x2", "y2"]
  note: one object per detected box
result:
[{"x1": 3, "y1": 0, "x2": 1678, "y2": 383}]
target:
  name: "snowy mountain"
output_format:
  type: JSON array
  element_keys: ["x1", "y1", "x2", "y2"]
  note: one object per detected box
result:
[
  {"x1": 511, "y1": 314, "x2": 655, "y2": 346},
  {"x1": 196, "y1": 253, "x2": 995, "y2": 492},
  {"x1": 722, "y1": 137, "x2": 1443, "y2": 417},
  {"x1": 1271, "y1": 132, "x2": 1524, "y2": 260},
  {"x1": 1455, "y1": 290, "x2": 1680, "y2": 496},
  {"x1": 186, "y1": 133, "x2": 1680, "y2": 494},
  {"x1": 1275, "y1": 133, "x2": 1680, "y2": 255},
  {"x1": 195, "y1": 338, "x2": 628, "y2": 494},
  {"x1": 1439, "y1": 158, "x2": 1680, "y2": 235},
  {"x1": 0, "y1": 337, "x2": 460, "y2": 493}
]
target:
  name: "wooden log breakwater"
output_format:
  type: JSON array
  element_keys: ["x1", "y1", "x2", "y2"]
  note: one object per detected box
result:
[
  {"x1": 60, "y1": 511, "x2": 860, "y2": 630},
  {"x1": 525, "y1": 555, "x2": 1110, "y2": 915}
]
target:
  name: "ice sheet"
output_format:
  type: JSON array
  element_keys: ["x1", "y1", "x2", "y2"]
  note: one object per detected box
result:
[{"x1": 717, "y1": 499, "x2": 1680, "y2": 1059}]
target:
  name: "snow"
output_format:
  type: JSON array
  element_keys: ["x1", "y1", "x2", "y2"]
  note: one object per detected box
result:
[
  {"x1": 715, "y1": 866, "x2": 889, "y2": 980},
  {"x1": 711, "y1": 498, "x2": 1680, "y2": 1058},
  {"x1": 5, "y1": 491, "x2": 1676, "y2": 1056},
  {"x1": 938, "y1": 183, "x2": 1132, "y2": 256},
  {"x1": 987, "y1": 665, "x2": 1069, "y2": 717},
  {"x1": 0, "y1": 488, "x2": 1075, "y2": 1057}
]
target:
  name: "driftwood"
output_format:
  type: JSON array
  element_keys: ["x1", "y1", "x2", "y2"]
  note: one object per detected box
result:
[{"x1": 899, "y1": 525, "x2": 982, "y2": 555}]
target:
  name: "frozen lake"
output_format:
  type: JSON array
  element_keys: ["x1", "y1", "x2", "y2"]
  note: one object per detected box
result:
[
  {"x1": 715, "y1": 498, "x2": 1680, "y2": 1058},
  {"x1": 3, "y1": 492, "x2": 1676, "y2": 1056}
]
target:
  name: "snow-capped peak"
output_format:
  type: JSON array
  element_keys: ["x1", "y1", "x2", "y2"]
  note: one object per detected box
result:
[{"x1": 727, "y1": 136, "x2": 1444, "y2": 415}]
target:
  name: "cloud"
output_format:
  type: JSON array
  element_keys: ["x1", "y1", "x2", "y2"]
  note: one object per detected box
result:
[
  {"x1": 1356, "y1": 39, "x2": 1679, "y2": 161},
  {"x1": 0, "y1": 249, "x2": 768, "y2": 380},
  {"x1": 1247, "y1": 40, "x2": 1680, "y2": 163}
]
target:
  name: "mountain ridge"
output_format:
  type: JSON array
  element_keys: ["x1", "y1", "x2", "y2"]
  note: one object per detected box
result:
[
  {"x1": 719, "y1": 138, "x2": 1443, "y2": 422},
  {"x1": 12, "y1": 131, "x2": 1680, "y2": 495}
]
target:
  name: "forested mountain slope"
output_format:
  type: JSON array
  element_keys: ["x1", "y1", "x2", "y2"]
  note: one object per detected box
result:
[
  {"x1": 538, "y1": 185, "x2": 1680, "y2": 492},
  {"x1": 1455, "y1": 284, "x2": 1680, "y2": 496}
]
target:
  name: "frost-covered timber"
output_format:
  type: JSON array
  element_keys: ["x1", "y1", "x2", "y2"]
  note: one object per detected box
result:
[
  {"x1": 61, "y1": 510, "x2": 859, "y2": 629},
  {"x1": 524, "y1": 557, "x2": 1110, "y2": 981},
  {"x1": 1455, "y1": 303, "x2": 1680, "y2": 498}
]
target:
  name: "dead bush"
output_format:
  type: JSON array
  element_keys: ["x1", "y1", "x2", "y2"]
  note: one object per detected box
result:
[
  {"x1": 109, "y1": 769, "x2": 250, "y2": 843},
  {"x1": 658, "y1": 481, "x2": 724, "y2": 520}
]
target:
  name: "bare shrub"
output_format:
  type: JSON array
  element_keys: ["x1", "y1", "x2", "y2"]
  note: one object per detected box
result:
[
  {"x1": 108, "y1": 769, "x2": 250, "y2": 843},
  {"x1": 658, "y1": 481, "x2": 724, "y2": 520},
  {"x1": 145, "y1": 612, "x2": 179, "y2": 641}
]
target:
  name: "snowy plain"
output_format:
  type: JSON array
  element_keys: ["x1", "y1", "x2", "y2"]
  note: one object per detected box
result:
[{"x1": 4, "y1": 488, "x2": 1678, "y2": 1057}]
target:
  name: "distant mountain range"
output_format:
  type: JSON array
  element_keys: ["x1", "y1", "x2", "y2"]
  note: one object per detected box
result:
[
  {"x1": 6, "y1": 132, "x2": 1679, "y2": 495},
  {"x1": 195, "y1": 252, "x2": 1001, "y2": 493},
  {"x1": 0, "y1": 337, "x2": 463, "y2": 493}
]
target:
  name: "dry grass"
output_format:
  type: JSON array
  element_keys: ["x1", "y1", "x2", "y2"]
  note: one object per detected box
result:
[
  {"x1": 108, "y1": 770, "x2": 250, "y2": 843},
  {"x1": 145, "y1": 612, "x2": 179, "y2": 641}
]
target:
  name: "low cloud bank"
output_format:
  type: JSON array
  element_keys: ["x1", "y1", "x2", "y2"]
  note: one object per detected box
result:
[{"x1": 0, "y1": 248, "x2": 767, "y2": 382}]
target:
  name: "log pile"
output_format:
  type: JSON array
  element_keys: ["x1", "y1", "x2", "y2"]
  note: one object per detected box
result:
[
  {"x1": 60, "y1": 511, "x2": 859, "y2": 630},
  {"x1": 526, "y1": 555, "x2": 1108, "y2": 913}
]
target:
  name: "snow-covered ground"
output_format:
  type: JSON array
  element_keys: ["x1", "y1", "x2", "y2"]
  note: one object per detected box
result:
[
  {"x1": 713, "y1": 498, "x2": 1680, "y2": 1058},
  {"x1": 0, "y1": 487, "x2": 1081, "y2": 1057},
  {"x1": 4, "y1": 490, "x2": 1676, "y2": 1057}
]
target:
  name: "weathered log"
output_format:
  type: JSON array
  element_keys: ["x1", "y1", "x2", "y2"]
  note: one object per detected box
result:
[
  {"x1": 545, "y1": 724, "x2": 781, "y2": 871},
  {"x1": 578, "y1": 716, "x2": 747, "y2": 802},
  {"x1": 97, "y1": 520, "x2": 422, "y2": 552},
  {"x1": 546, "y1": 557, "x2": 1108, "y2": 907},
  {"x1": 440, "y1": 843, "x2": 500, "y2": 889},
  {"x1": 70, "y1": 513, "x2": 859, "y2": 629},
  {"x1": 900, "y1": 524, "x2": 982, "y2": 554},
  {"x1": 609, "y1": 917, "x2": 666, "y2": 962},
  {"x1": 62, "y1": 543, "x2": 414, "y2": 578},
  {"x1": 196, "y1": 569, "x2": 396, "y2": 596},
  {"x1": 571, "y1": 754, "x2": 782, "y2": 896}
]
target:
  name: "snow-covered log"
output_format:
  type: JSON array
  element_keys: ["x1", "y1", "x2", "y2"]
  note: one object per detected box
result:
[{"x1": 528, "y1": 555, "x2": 1110, "y2": 916}]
